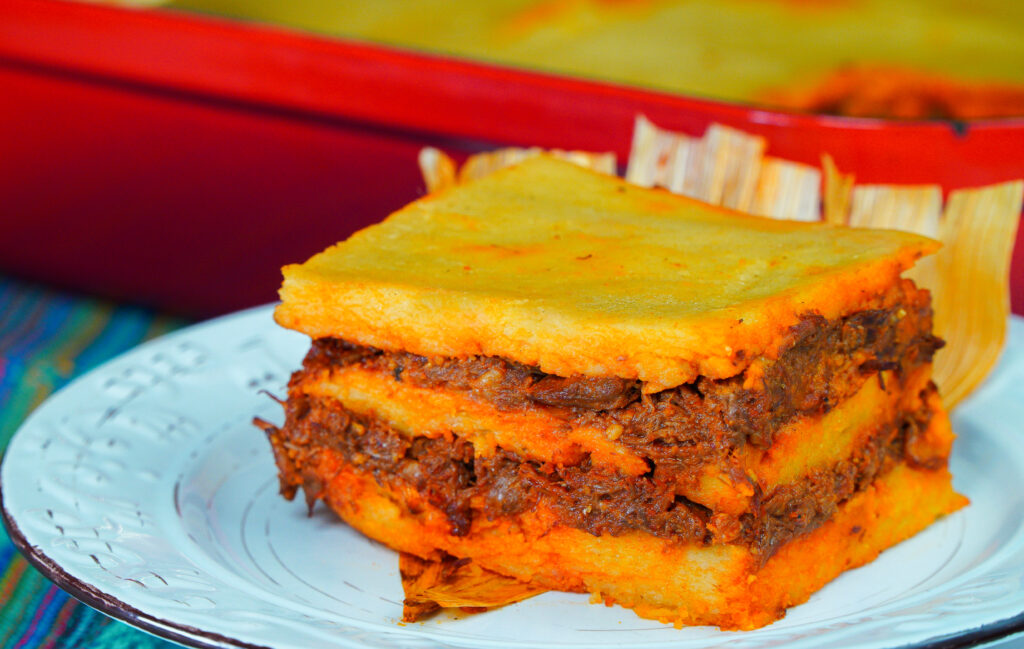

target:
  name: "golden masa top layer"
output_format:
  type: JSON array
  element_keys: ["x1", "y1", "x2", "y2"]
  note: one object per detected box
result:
[{"x1": 276, "y1": 156, "x2": 937, "y2": 390}]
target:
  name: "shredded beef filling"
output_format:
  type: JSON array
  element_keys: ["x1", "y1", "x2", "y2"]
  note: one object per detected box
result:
[
  {"x1": 303, "y1": 291, "x2": 941, "y2": 451},
  {"x1": 259, "y1": 382, "x2": 939, "y2": 560}
]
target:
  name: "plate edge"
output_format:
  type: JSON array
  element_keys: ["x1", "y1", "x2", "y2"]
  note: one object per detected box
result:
[{"x1": 0, "y1": 481, "x2": 271, "y2": 649}]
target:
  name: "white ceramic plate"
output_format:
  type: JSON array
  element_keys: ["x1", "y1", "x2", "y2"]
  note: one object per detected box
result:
[{"x1": 3, "y1": 306, "x2": 1024, "y2": 649}]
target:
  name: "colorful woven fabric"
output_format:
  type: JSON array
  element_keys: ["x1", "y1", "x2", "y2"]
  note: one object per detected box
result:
[{"x1": 0, "y1": 275, "x2": 187, "y2": 649}]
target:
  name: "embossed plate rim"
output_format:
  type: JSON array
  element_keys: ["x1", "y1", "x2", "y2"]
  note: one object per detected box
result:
[{"x1": 2, "y1": 306, "x2": 1024, "y2": 649}]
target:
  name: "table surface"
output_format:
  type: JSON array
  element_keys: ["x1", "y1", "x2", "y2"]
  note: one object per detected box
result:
[{"x1": 1, "y1": 272, "x2": 1023, "y2": 649}]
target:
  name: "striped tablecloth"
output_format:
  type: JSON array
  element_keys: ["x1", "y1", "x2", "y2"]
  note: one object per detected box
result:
[{"x1": 0, "y1": 275, "x2": 186, "y2": 649}]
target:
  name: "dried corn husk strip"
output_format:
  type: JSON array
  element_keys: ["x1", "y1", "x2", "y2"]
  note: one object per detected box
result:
[
  {"x1": 419, "y1": 146, "x2": 615, "y2": 191},
  {"x1": 400, "y1": 552, "x2": 547, "y2": 622},
  {"x1": 626, "y1": 114, "x2": 708, "y2": 196},
  {"x1": 931, "y1": 181, "x2": 1023, "y2": 407},
  {"x1": 665, "y1": 136, "x2": 707, "y2": 198},
  {"x1": 629, "y1": 116, "x2": 817, "y2": 218},
  {"x1": 626, "y1": 114, "x2": 691, "y2": 188},
  {"x1": 418, "y1": 147, "x2": 458, "y2": 193},
  {"x1": 821, "y1": 154, "x2": 855, "y2": 226},
  {"x1": 701, "y1": 124, "x2": 766, "y2": 211},
  {"x1": 628, "y1": 116, "x2": 759, "y2": 205},
  {"x1": 848, "y1": 185, "x2": 943, "y2": 235},
  {"x1": 624, "y1": 114, "x2": 659, "y2": 186},
  {"x1": 752, "y1": 157, "x2": 822, "y2": 222},
  {"x1": 848, "y1": 184, "x2": 943, "y2": 291}
]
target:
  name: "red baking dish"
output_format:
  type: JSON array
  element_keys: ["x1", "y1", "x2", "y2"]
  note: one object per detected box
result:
[{"x1": 0, "y1": 0, "x2": 1021, "y2": 317}]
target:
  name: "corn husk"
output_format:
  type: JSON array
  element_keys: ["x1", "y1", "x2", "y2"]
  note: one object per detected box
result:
[
  {"x1": 627, "y1": 115, "x2": 819, "y2": 220},
  {"x1": 418, "y1": 147, "x2": 458, "y2": 193},
  {"x1": 848, "y1": 184, "x2": 944, "y2": 292},
  {"x1": 399, "y1": 552, "x2": 547, "y2": 622},
  {"x1": 848, "y1": 184, "x2": 943, "y2": 235},
  {"x1": 821, "y1": 154, "x2": 855, "y2": 226},
  {"x1": 752, "y1": 157, "x2": 822, "y2": 222},
  {"x1": 931, "y1": 181, "x2": 1023, "y2": 406},
  {"x1": 626, "y1": 114, "x2": 692, "y2": 189},
  {"x1": 701, "y1": 124, "x2": 766, "y2": 211}
]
